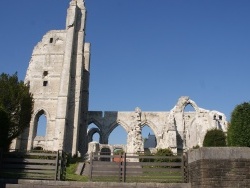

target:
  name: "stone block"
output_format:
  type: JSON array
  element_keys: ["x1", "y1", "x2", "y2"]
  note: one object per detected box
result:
[{"x1": 75, "y1": 162, "x2": 85, "y2": 175}]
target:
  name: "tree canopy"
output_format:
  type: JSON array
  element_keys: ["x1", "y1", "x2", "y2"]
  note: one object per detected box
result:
[
  {"x1": 0, "y1": 72, "x2": 33, "y2": 150},
  {"x1": 227, "y1": 102, "x2": 250, "y2": 147}
]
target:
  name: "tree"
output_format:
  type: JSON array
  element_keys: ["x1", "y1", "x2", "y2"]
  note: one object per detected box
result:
[
  {"x1": 203, "y1": 128, "x2": 226, "y2": 147},
  {"x1": 0, "y1": 73, "x2": 33, "y2": 151},
  {"x1": 0, "y1": 108, "x2": 10, "y2": 150},
  {"x1": 227, "y1": 102, "x2": 250, "y2": 147}
]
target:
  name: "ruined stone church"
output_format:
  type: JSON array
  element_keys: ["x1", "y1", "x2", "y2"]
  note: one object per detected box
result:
[{"x1": 12, "y1": 0, "x2": 228, "y2": 156}]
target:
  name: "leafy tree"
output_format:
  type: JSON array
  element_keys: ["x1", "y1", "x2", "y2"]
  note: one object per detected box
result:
[
  {"x1": 0, "y1": 73, "x2": 33, "y2": 151},
  {"x1": 227, "y1": 102, "x2": 250, "y2": 146},
  {"x1": 203, "y1": 128, "x2": 226, "y2": 147},
  {"x1": 0, "y1": 108, "x2": 10, "y2": 150}
]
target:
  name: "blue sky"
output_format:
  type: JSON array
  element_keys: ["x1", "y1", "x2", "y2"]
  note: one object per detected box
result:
[{"x1": 1, "y1": 1, "x2": 250, "y2": 144}]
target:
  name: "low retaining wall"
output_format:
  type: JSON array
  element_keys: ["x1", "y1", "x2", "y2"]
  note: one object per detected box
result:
[
  {"x1": 187, "y1": 147, "x2": 250, "y2": 188},
  {"x1": 0, "y1": 179, "x2": 191, "y2": 188}
]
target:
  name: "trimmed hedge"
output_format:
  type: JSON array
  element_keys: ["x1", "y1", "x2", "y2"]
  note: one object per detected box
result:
[{"x1": 203, "y1": 128, "x2": 226, "y2": 147}]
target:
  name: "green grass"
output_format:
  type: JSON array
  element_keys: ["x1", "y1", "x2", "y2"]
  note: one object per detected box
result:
[
  {"x1": 64, "y1": 157, "x2": 183, "y2": 183},
  {"x1": 65, "y1": 159, "x2": 88, "y2": 182}
]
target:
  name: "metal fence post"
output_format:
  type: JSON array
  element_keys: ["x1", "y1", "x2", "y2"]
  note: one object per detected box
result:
[
  {"x1": 122, "y1": 153, "x2": 126, "y2": 182},
  {"x1": 118, "y1": 154, "x2": 122, "y2": 182}
]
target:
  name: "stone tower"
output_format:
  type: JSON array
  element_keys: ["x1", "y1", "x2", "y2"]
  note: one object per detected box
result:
[{"x1": 19, "y1": 0, "x2": 90, "y2": 156}]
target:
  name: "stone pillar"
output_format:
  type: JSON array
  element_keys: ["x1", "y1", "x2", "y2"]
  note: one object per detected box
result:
[
  {"x1": 159, "y1": 111, "x2": 177, "y2": 154},
  {"x1": 87, "y1": 142, "x2": 100, "y2": 161},
  {"x1": 127, "y1": 107, "x2": 144, "y2": 154},
  {"x1": 78, "y1": 43, "x2": 91, "y2": 155},
  {"x1": 71, "y1": 1, "x2": 87, "y2": 156},
  {"x1": 27, "y1": 117, "x2": 37, "y2": 150},
  {"x1": 54, "y1": 1, "x2": 77, "y2": 151}
]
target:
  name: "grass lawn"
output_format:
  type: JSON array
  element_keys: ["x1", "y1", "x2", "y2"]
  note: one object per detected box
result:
[{"x1": 65, "y1": 159, "x2": 88, "y2": 182}]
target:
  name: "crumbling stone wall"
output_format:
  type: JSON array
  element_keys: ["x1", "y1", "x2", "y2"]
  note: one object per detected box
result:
[
  {"x1": 12, "y1": 0, "x2": 228, "y2": 157},
  {"x1": 88, "y1": 97, "x2": 228, "y2": 154},
  {"x1": 13, "y1": 0, "x2": 90, "y2": 156}
]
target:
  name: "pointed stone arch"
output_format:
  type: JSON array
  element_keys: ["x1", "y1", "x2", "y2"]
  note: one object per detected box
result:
[
  {"x1": 105, "y1": 120, "x2": 129, "y2": 144},
  {"x1": 107, "y1": 120, "x2": 130, "y2": 135},
  {"x1": 87, "y1": 118, "x2": 102, "y2": 131},
  {"x1": 175, "y1": 96, "x2": 200, "y2": 113},
  {"x1": 141, "y1": 120, "x2": 159, "y2": 147},
  {"x1": 28, "y1": 108, "x2": 50, "y2": 150},
  {"x1": 87, "y1": 127, "x2": 101, "y2": 143},
  {"x1": 33, "y1": 108, "x2": 50, "y2": 122},
  {"x1": 32, "y1": 108, "x2": 50, "y2": 137},
  {"x1": 172, "y1": 97, "x2": 201, "y2": 151}
]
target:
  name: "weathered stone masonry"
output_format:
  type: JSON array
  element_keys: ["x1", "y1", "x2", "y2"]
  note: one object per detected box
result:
[
  {"x1": 15, "y1": 0, "x2": 90, "y2": 155},
  {"x1": 87, "y1": 96, "x2": 227, "y2": 154},
  {"x1": 187, "y1": 148, "x2": 250, "y2": 188},
  {"x1": 11, "y1": 0, "x2": 228, "y2": 156}
]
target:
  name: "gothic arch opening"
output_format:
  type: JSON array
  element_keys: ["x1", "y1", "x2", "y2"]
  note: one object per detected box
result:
[
  {"x1": 36, "y1": 114, "x2": 47, "y2": 136},
  {"x1": 184, "y1": 103, "x2": 196, "y2": 113},
  {"x1": 183, "y1": 103, "x2": 196, "y2": 130},
  {"x1": 177, "y1": 102, "x2": 198, "y2": 153},
  {"x1": 87, "y1": 123, "x2": 101, "y2": 143},
  {"x1": 142, "y1": 125, "x2": 157, "y2": 149},
  {"x1": 87, "y1": 118, "x2": 102, "y2": 131},
  {"x1": 141, "y1": 121, "x2": 159, "y2": 149},
  {"x1": 108, "y1": 124, "x2": 127, "y2": 145},
  {"x1": 33, "y1": 110, "x2": 47, "y2": 137},
  {"x1": 32, "y1": 109, "x2": 48, "y2": 150}
]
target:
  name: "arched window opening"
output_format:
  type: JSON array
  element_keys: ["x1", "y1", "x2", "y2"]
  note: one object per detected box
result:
[
  {"x1": 184, "y1": 104, "x2": 195, "y2": 112},
  {"x1": 92, "y1": 132, "x2": 100, "y2": 143},
  {"x1": 142, "y1": 125, "x2": 157, "y2": 149},
  {"x1": 36, "y1": 114, "x2": 47, "y2": 137},
  {"x1": 184, "y1": 103, "x2": 196, "y2": 120},
  {"x1": 109, "y1": 125, "x2": 127, "y2": 145},
  {"x1": 88, "y1": 123, "x2": 100, "y2": 143}
]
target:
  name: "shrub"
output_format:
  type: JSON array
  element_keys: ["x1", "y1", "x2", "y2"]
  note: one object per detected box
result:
[
  {"x1": 154, "y1": 148, "x2": 174, "y2": 163},
  {"x1": 203, "y1": 128, "x2": 226, "y2": 147},
  {"x1": 113, "y1": 148, "x2": 124, "y2": 155},
  {"x1": 155, "y1": 148, "x2": 173, "y2": 157}
]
